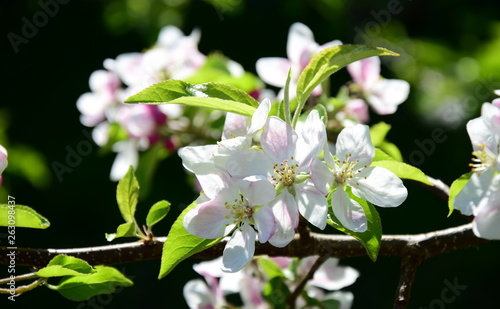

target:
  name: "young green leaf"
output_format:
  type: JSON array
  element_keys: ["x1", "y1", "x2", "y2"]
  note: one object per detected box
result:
[
  {"x1": 116, "y1": 166, "x2": 140, "y2": 223},
  {"x1": 168, "y1": 96, "x2": 256, "y2": 117},
  {"x1": 105, "y1": 222, "x2": 137, "y2": 242},
  {"x1": 0, "y1": 204, "x2": 50, "y2": 229},
  {"x1": 158, "y1": 200, "x2": 223, "y2": 279},
  {"x1": 257, "y1": 257, "x2": 285, "y2": 279},
  {"x1": 48, "y1": 265, "x2": 133, "y2": 301},
  {"x1": 370, "y1": 160, "x2": 433, "y2": 186},
  {"x1": 294, "y1": 45, "x2": 399, "y2": 123},
  {"x1": 448, "y1": 172, "x2": 473, "y2": 217},
  {"x1": 327, "y1": 188, "x2": 382, "y2": 261},
  {"x1": 146, "y1": 200, "x2": 171, "y2": 229},
  {"x1": 263, "y1": 277, "x2": 291, "y2": 309},
  {"x1": 370, "y1": 122, "x2": 391, "y2": 146},
  {"x1": 36, "y1": 255, "x2": 94, "y2": 278}
]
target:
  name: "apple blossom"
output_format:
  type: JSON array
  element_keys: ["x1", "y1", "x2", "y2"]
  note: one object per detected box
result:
[
  {"x1": 311, "y1": 123, "x2": 408, "y2": 232},
  {"x1": 454, "y1": 102, "x2": 500, "y2": 216},
  {"x1": 470, "y1": 174, "x2": 500, "y2": 239},
  {"x1": 227, "y1": 110, "x2": 328, "y2": 247},
  {"x1": 183, "y1": 168, "x2": 277, "y2": 272},
  {"x1": 347, "y1": 56, "x2": 410, "y2": 115},
  {"x1": 256, "y1": 22, "x2": 341, "y2": 99}
]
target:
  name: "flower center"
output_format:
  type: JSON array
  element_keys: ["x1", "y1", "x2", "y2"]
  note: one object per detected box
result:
[
  {"x1": 271, "y1": 156, "x2": 299, "y2": 187},
  {"x1": 470, "y1": 143, "x2": 498, "y2": 174},
  {"x1": 224, "y1": 196, "x2": 253, "y2": 225},
  {"x1": 333, "y1": 153, "x2": 365, "y2": 185}
]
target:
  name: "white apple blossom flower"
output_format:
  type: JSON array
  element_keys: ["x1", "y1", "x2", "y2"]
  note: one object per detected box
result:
[
  {"x1": 183, "y1": 169, "x2": 277, "y2": 272},
  {"x1": 347, "y1": 56, "x2": 410, "y2": 115},
  {"x1": 454, "y1": 102, "x2": 500, "y2": 216},
  {"x1": 311, "y1": 124, "x2": 408, "y2": 232},
  {"x1": 256, "y1": 22, "x2": 341, "y2": 99},
  {"x1": 471, "y1": 174, "x2": 500, "y2": 239},
  {"x1": 227, "y1": 110, "x2": 328, "y2": 247}
]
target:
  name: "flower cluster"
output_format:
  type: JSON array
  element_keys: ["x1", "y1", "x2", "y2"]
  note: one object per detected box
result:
[
  {"x1": 76, "y1": 26, "x2": 206, "y2": 180},
  {"x1": 454, "y1": 98, "x2": 500, "y2": 239},
  {"x1": 183, "y1": 256, "x2": 358, "y2": 309},
  {"x1": 179, "y1": 96, "x2": 408, "y2": 271}
]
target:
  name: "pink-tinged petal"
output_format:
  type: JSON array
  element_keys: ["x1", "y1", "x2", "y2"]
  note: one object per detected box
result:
[
  {"x1": 0, "y1": 145, "x2": 7, "y2": 175},
  {"x1": 366, "y1": 79, "x2": 409, "y2": 115},
  {"x1": 157, "y1": 25, "x2": 184, "y2": 47},
  {"x1": 296, "y1": 110, "x2": 327, "y2": 165},
  {"x1": 183, "y1": 279, "x2": 216, "y2": 309},
  {"x1": 310, "y1": 258, "x2": 360, "y2": 290},
  {"x1": 330, "y1": 189, "x2": 367, "y2": 232},
  {"x1": 466, "y1": 116, "x2": 498, "y2": 154},
  {"x1": 287, "y1": 23, "x2": 316, "y2": 66},
  {"x1": 261, "y1": 117, "x2": 298, "y2": 162},
  {"x1": 222, "y1": 112, "x2": 249, "y2": 139},
  {"x1": 481, "y1": 102, "x2": 500, "y2": 140},
  {"x1": 347, "y1": 56, "x2": 380, "y2": 90},
  {"x1": 92, "y1": 122, "x2": 110, "y2": 147},
  {"x1": 238, "y1": 175, "x2": 276, "y2": 206},
  {"x1": 352, "y1": 166, "x2": 407, "y2": 207},
  {"x1": 270, "y1": 256, "x2": 293, "y2": 268},
  {"x1": 114, "y1": 52, "x2": 146, "y2": 87},
  {"x1": 296, "y1": 181, "x2": 328, "y2": 230},
  {"x1": 253, "y1": 205, "x2": 276, "y2": 243},
  {"x1": 219, "y1": 270, "x2": 244, "y2": 295},
  {"x1": 89, "y1": 69, "x2": 120, "y2": 96},
  {"x1": 110, "y1": 141, "x2": 138, "y2": 181},
  {"x1": 335, "y1": 124, "x2": 374, "y2": 167},
  {"x1": 222, "y1": 224, "x2": 256, "y2": 272},
  {"x1": 454, "y1": 169, "x2": 495, "y2": 216},
  {"x1": 310, "y1": 158, "x2": 334, "y2": 195},
  {"x1": 317, "y1": 39, "x2": 342, "y2": 52},
  {"x1": 256, "y1": 57, "x2": 291, "y2": 88},
  {"x1": 178, "y1": 145, "x2": 218, "y2": 172},
  {"x1": 345, "y1": 99, "x2": 370, "y2": 123},
  {"x1": 248, "y1": 98, "x2": 271, "y2": 136},
  {"x1": 239, "y1": 275, "x2": 267, "y2": 308},
  {"x1": 184, "y1": 199, "x2": 234, "y2": 239},
  {"x1": 226, "y1": 149, "x2": 272, "y2": 178},
  {"x1": 76, "y1": 92, "x2": 109, "y2": 127},
  {"x1": 269, "y1": 190, "x2": 299, "y2": 247}
]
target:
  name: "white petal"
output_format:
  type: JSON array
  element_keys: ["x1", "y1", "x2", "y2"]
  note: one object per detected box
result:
[
  {"x1": 222, "y1": 224, "x2": 255, "y2": 272},
  {"x1": 269, "y1": 190, "x2": 299, "y2": 247},
  {"x1": 0, "y1": 145, "x2": 7, "y2": 175},
  {"x1": 183, "y1": 199, "x2": 233, "y2": 239},
  {"x1": 157, "y1": 25, "x2": 184, "y2": 47},
  {"x1": 473, "y1": 194, "x2": 500, "y2": 240},
  {"x1": 178, "y1": 145, "x2": 218, "y2": 172},
  {"x1": 183, "y1": 279, "x2": 215, "y2": 309},
  {"x1": 110, "y1": 141, "x2": 138, "y2": 181},
  {"x1": 295, "y1": 110, "x2": 327, "y2": 165},
  {"x1": 481, "y1": 102, "x2": 500, "y2": 136},
  {"x1": 253, "y1": 205, "x2": 277, "y2": 243},
  {"x1": 256, "y1": 57, "x2": 290, "y2": 88},
  {"x1": 193, "y1": 257, "x2": 225, "y2": 278},
  {"x1": 310, "y1": 158, "x2": 334, "y2": 195},
  {"x1": 310, "y1": 259, "x2": 359, "y2": 290},
  {"x1": 366, "y1": 79, "x2": 410, "y2": 115},
  {"x1": 335, "y1": 124, "x2": 374, "y2": 167},
  {"x1": 467, "y1": 111, "x2": 498, "y2": 154},
  {"x1": 226, "y1": 149, "x2": 272, "y2": 178},
  {"x1": 261, "y1": 117, "x2": 298, "y2": 162},
  {"x1": 248, "y1": 98, "x2": 271, "y2": 136},
  {"x1": 222, "y1": 112, "x2": 249, "y2": 139},
  {"x1": 330, "y1": 189, "x2": 367, "y2": 232},
  {"x1": 323, "y1": 291, "x2": 354, "y2": 309},
  {"x1": 287, "y1": 22, "x2": 316, "y2": 65},
  {"x1": 352, "y1": 166, "x2": 407, "y2": 207},
  {"x1": 347, "y1": 56, "x2": 380, "y2": 90},
  {"x1": 238, "y1": 175, "x2": 276, "y2": 206},
  {"x1": 296, "y1": 181, "x2": 328, "y2": 230},
  {"x1": 454, "y1": 169, "x2": 495, "y2": 216}
]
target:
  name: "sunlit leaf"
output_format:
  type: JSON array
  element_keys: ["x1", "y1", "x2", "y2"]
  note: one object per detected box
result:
[
  {"x1": 105, "y1": 222, "x2": 137, "y2": 241},
  {"x1": 370, "y1": 160, "x2": 433, "y2": 186},
  {"x1": 116, "y1": 166, "x2": 139, "y2": 223},
  {"x1": 448, "y1": 172, "x2": 473, "y2": 217},
  {"x1": 146, "y1": 200, "x2": 171, "y2": 229},
  {"x1": 36, "y1": 255, "x2": 94, "y2": 278},
  {"x1": 0, "y1": 204, "x2": 50, "y2": 229}
]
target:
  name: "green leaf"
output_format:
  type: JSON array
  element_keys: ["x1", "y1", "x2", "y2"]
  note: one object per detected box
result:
[
  {"x1": 373, "y1": 148, "x2": 396, "y2": 161},
  {"x1": 370, "y1": 122, "x2": 391, "y2": 146},
  {"x1": 0, "y1": 204, "x2": 50, "y2": 229},
  {"x1": 146, "y1": 200, "x2": 171, "y2": 229},
  {"x1": 257, "y1": 257, "x2": 285, "y2": 279},
  {"x1": 327, "y1": 188, "x2": 382, "y2": 261},
  {"x1": 448, "y1": 172, "x2": 473, "y2": 217},
  {"x1": 36, "y1": 255, "x2": 94, "y2": 278},
  {"x1": 294, "y1": 45, "x2": 399, "y2": 122},
  {"x1": 49, "y1": 265, "x2": 133, "y2": 302},
  {"x1": 370, "y1": 160, "x2": 433, "y2": 186},
  {"x1": 263, "y1": 277, "x2": 291, "y2": 309},
  {"x1": 379, "y1": 141, "x2": 403, "y2": 162},
  {"x1": 158, "y1": 200, "x2": 223, "y2": 279},
  {"x1": 116, "y1": 166, "x2": 139, "y2": 223},
  {"x1": 124, "y1": 79, "x2": 258, "y2": 116},
  {"x1": 105, "y1": 222, "x2": 137, "y2": 242}
]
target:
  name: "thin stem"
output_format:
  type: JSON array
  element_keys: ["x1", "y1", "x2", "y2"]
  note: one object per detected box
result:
[
  {"x1": 0, "y1": 272, "x2": 38, "y2": 285},
  {"x1": 0, "y1": 278, "x2": 46, "y2": 295},
  {"x1": 287, "y1": 255, "x2": 329, "y2": 309},
  {"x1": 283, "y1": 68, "x2": 292, "y2": 125}
]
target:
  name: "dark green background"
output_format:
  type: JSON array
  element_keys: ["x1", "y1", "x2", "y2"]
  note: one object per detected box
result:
[{"x1": 1, "y1": 0, "x2": 500, "y2": 308}]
